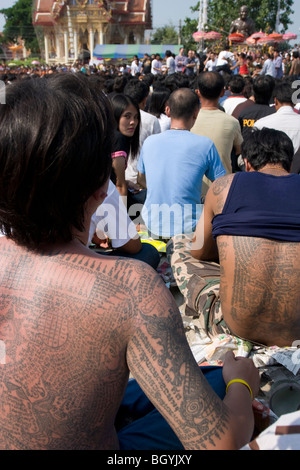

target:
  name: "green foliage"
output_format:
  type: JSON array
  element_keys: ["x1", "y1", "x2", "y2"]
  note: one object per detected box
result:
[
  {"x1": 0, "y1": 0, "x2": 40, "y2": 53},
  {"x1": 150, "y1": 25, "x2": 179, "y2": 45},
  {"x1": 181, "y1": 17, "x2": 199, "y2": 51}
]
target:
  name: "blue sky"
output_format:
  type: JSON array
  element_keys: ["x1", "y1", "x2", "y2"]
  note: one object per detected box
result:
[{"x1": 0, "y1": 0, "x2": 299, "y2": 37}]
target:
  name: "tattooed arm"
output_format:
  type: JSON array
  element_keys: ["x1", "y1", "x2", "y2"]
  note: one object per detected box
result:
[
  {"x1": 191, "y1": 174, "x2": 234, "y2": 261},
  {"x1": 126, "y1": 263, "x2": 259, "y2": 450}
]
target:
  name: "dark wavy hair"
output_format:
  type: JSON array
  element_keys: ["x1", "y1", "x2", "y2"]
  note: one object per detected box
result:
[
  {"x1": 110, "y1": 93, "x2": 140, "y2": 158},
  {"x1": 242, "y1": 127, "x2": 294, "y2": 171},
  {"x1": 0, "y1": 72, "x2": 113, "y2": 250}
]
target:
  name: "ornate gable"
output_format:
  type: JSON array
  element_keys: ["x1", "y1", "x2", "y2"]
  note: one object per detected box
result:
[
  {"x1": 33, "y1": 0, "x2": 152, "y2": 28},
  {"x1": 32, "y1": 0, "x2": 152, "y2": 63}
]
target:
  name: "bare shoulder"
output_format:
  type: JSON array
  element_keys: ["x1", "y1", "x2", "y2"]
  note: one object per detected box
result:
[
  {"x1": 209, "y1": 173, "x2": 236, "y2": 214},
  {"x1": 211, "y1": 173, "x2": 235, "y2": 196}
]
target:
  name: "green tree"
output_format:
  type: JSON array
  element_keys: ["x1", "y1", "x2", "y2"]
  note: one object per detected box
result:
[
  {"x1": 0, "y1": 0, "x2": 40, "y2": 53},
  {"x1": 190, "y1": 0, "x2": 294, "y2": 36},
  {"x1": 150, "y1": 25, "x2": 179, "y2": 45},
  {"x1": 181, "y1": 17, "x2": 199, "y2": 51}
]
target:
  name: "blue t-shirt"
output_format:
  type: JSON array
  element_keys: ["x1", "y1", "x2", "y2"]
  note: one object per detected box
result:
[{"x1": 137, "y1": 129, "x2": 225, "y2": 237}]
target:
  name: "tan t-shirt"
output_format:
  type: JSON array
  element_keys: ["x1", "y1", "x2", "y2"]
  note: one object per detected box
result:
[{"x1": 191, "y1": 109, "x2": 243, "y2": 195}]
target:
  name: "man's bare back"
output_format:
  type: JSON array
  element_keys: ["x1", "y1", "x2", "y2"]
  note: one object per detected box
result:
[
  {"x1": 194, "y1": 170, "x2": 300, "y2": 347},
  {"x1": 218, "y1": 234, "x2": 300, "y2": 346},
  {"x1": 0, "y1": 237, "x2": 247, "y2": 450},
  {"x1": 0, "y1": 238, "x2": 131, "y2": 448}
]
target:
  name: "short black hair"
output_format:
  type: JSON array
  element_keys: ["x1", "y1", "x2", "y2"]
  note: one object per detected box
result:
[
  {"x1": 253, "y1": 75, "x2": 275, "y2": 105},
  {"x1": 0, "y1": 73, "x2": 113, "y2": 250},
  {"x1": 273, "y1": 81, "x2": 293, "y2": 105},
  {"x1": 243, "y1": 127, "x2": 294, "y2": 171},
  {"x1": 123, "y1": 79, "x2": 149, "y2": 104},
  {"x1": 228, "y1": 74, "x2": 245, "y2": 94},
  {"x1": 196, "y1": 71, "x2": 225, "y2": 99},
  {"x1": 168, "y1": 87, "x2": 199, "y2": 120}
]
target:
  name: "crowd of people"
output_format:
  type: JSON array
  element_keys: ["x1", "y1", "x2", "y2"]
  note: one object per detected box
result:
[{"x1": 0, "y1": 41, "x2": 300, "y2": 450}]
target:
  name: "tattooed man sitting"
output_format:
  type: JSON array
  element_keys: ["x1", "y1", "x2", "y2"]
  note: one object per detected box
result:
[
  {"x1": 168, "y1": 127, "x2": 300, "y2": 348},
  {"x1": 0, "y1": 73, "x2": 258, "y2": 450}
]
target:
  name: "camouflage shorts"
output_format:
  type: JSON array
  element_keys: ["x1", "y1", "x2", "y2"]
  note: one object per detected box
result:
[{"x1": 166, "y1": 233, "x2": 231, "y2": 338}]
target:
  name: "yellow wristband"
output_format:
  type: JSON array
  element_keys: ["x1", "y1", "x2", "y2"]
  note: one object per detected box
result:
[{"x1": 226, "y1": 379, "x2": 253, "y2": 401}]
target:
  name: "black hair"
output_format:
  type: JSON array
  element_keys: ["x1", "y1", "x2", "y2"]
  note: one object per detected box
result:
[
  {"x1": 168, "y1": 87, "x2": 199, "y2": 120},
  {"x1": 113, "y1": 75, "x2": 130, "y2": 93},
  {"x1": 196, "y1": 71, "x2": 225, "y2": 99},
  {"x1": 273, "y1": 81, "x2": 293, "y2": 105},
  {"x1": 0, "y1": 73, "x2": 113, "y2": 250},
  {"x1": 242, "y1": 127, "x2": 294, "y2": 171},
  {"x1": 228, "y1": 74, "x2": 245, "y2": 94},
  {"x1": 110, "y1": 93, "x2": 140, "y2": 158},
  {"x1": 148, "y1": 86, "x2": 171, "y2": 118},
  {"x1": 123, "y1": 79, "x2": 149, "y2": 105},
  {"x1": 253, "y1": 75, "x2": 275, "y2": 105}
]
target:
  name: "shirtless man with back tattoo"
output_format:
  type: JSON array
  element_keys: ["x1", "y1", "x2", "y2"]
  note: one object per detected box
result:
[
  {"x1": 169, "y1": 127, "x2": 300, "y2": 348},
  {"x1": 0, "y1": 73, "x2": 259, "y2": 450}
]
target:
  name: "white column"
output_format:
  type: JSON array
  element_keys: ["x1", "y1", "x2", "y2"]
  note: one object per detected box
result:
[
  {"x1": 44, "y1": 34, "x2": 49, "y2": 63},
  {"x1": 64, "y1": 30, "x2": 69, "y2": 63},
  {"x1": 74, "y1": 30, "x2": 78, "y2": 60},
  {"x1": 99, "y1": 24, "x2": 104, "y2": 45},
  {"x1": 203, "y1": 0, "x2": 208, "y2": 27},
  {"x1": 55, "y1": 34, "x2": 61, "y2": 59},
  {"x1": 89, "y1": 28, "x2": 94, "y2": 58}
]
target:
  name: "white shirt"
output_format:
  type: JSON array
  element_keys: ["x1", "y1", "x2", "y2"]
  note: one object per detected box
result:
[
  {"x1": 217, "y1": 51, "x2": 233, "y2": 66},
  {"x1": 260, "y1": 58, "x2": 276, "y2": 77},
  {"x1": 131, "y1": 61, "x2": 142, "y2": 76},
  {"x1": 166, "y1": 56, "x2": 175, "y2": 74},
  {"x1": 158, "y1": 113, "x2": 171, "y2": 132},
  {"x1": 223, "y1": 95, "x2": 247, "y2": 115},
  {"x1": 205, "y1": 59, "x2": 217, "y2": 71},
  {"x1": 88, "y1": 181, "x2": 137, "y2": 247},
  {"x1": 255, "y1": 106, "x2": 300, "y2": 153},
  {"x1": 151, "y1": 59, "x2": 162, "y2": 75}
]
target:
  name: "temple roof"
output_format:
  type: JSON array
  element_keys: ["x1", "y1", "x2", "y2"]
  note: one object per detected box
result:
[{"x1": 33, "y1": 0, "x2": 152, "y2": 28}]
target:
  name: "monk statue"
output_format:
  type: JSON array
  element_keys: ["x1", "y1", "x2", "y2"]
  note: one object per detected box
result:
[{"x1": 229, "y1": 5, "x2": 256, "y2": 38}]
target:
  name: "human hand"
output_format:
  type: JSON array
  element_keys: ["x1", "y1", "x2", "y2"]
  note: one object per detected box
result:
[
  {"x1": 222, "y1": 351, "x2": 260, "y2": 399},
  {"x1": 92, "y1": 233, "x2": 111, "y2": 249}
]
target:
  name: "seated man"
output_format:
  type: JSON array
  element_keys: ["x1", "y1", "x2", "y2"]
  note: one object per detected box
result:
[
  {"x1": 137, "y1": 87, "x2": 225, "y2": 239},
  {"x1": 168, "y1": 128, "x2": 300, "y2": 348},
  {"x1": 0, "y1": 72, "x2": 259, "y2": 450}
]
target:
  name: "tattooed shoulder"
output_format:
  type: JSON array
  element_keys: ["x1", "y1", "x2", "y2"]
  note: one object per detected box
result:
[{"x1": 212, "y1": 174, "x2": 234, "y2": 197}]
